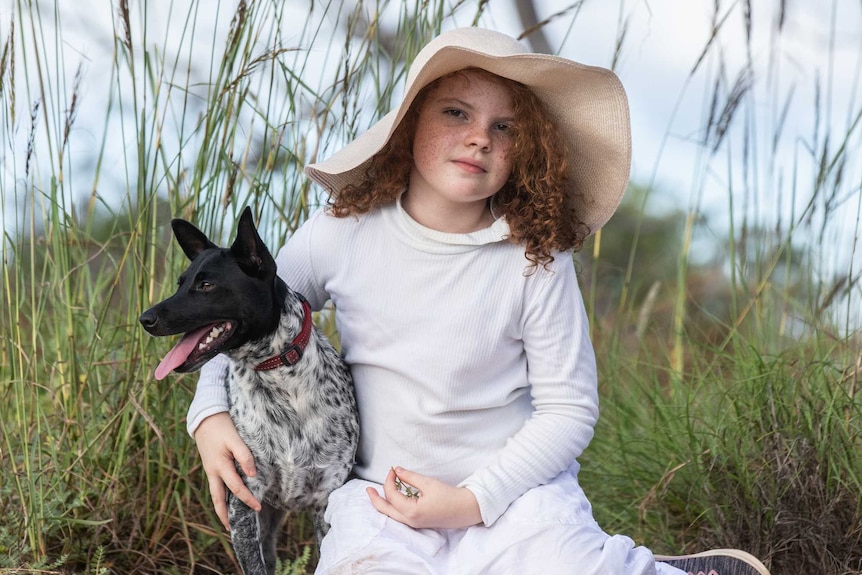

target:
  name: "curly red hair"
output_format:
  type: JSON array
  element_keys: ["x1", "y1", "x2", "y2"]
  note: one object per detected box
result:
[{"x1": 328, "y1": 68, "x2": 589, "y2": 268}]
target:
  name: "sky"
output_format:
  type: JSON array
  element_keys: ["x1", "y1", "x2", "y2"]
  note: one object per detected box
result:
[{"x1": 1, "y1": 0, "x2": 860, "y2": 324}]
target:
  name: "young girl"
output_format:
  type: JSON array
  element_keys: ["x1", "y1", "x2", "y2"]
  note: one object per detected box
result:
[{"x1": 187, "y1": 27, "x2": 770, "y2": 575}]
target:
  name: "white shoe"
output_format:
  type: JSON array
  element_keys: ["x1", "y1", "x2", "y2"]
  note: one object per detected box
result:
[{"x1": 655, "y1": 549, "x2": 771, "y2": 575}]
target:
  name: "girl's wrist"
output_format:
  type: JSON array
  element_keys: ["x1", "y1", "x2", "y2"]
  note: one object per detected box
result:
[{"x1": 457, "y1": 487, "x2": 482, "y2": 526}]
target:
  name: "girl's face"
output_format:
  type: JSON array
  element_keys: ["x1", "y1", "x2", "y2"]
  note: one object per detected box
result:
[{"x1": 407, "y1": 70, "x2": 515, "y2": 225}]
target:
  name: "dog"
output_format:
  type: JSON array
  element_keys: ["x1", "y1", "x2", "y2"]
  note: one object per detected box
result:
[{"x1": 139, "y1": 207, "x2": 359, "y2": 575}]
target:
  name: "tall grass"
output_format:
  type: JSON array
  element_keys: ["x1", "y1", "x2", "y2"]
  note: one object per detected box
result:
[{"x1": 0, "y1": 1, "x2": 860, "y2": 574}]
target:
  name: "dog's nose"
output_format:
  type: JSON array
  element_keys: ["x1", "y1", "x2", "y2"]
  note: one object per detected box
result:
[{"x1": 139, "y1": 309, "x2": 158, "y2": 330}]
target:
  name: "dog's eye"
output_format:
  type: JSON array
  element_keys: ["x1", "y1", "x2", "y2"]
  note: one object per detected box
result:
[{"x1": 198, "y1": 281, "x2": 215, "y2": 291}]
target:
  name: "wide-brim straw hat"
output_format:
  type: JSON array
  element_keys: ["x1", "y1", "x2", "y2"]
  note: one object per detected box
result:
[{"x1": 305, "y1": 27, "x2": 631, "y2": 235}]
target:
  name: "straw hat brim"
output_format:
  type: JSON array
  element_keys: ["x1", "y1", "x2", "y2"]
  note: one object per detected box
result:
[{"x1": 305, "y1": 27, "x2": 632, "y2": 235}]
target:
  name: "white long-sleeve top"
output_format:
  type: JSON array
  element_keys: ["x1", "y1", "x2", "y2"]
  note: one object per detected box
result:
[{"x1": 187, "y1": 197, "x2": 599, "y2": 526}]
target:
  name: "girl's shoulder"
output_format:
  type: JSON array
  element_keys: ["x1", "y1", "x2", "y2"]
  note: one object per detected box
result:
[
  {"x1": 524, "y1": 249, "x2": 578, "y2": 281},
  {"x1": 289, "y1": 204, "x2": 389, "y2": 262},
  {"x1": 299, "y1": 204, "x2": 381, "y2": 236},
  {"x1": 316, "y1": 203, "x2": 385, "y2": 225}
]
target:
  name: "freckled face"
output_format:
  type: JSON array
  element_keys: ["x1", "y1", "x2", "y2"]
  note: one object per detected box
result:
[{"x1": 408, "y1": 70, "x2": 516, "y2": 218}]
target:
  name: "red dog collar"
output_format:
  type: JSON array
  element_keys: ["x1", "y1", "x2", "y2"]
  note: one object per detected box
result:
[{"x1": 254, "y1": 298, "x2": 313, "y2": 371}]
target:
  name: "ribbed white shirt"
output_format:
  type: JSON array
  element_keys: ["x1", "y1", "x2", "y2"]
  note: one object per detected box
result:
[{"x1": 187, "y1": 197, "x2": 599, "y2": 526}]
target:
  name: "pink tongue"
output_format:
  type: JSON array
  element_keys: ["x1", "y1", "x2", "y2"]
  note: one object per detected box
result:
[{"x1": 154, "y1": 325, "x2": 215, "y2": 380}]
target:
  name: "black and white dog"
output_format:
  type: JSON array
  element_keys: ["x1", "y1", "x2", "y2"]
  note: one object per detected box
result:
[{"x1": 140, "y1": 207, "x2": 359, "y2": 575}]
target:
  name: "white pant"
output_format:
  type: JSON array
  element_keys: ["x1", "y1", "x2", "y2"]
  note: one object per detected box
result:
[{"x1": 316, "y1": 465, "x2": 687, "y2": 575}]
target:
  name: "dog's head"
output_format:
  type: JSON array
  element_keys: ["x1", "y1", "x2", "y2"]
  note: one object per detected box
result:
[{"x1": 140, "y1": 206, "x2": 283, "y2": 379}]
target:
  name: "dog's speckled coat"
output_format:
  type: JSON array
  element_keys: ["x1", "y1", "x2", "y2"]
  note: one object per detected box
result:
[{"x1": 140, "y1": 207, "x2": 359, "y2": 575}]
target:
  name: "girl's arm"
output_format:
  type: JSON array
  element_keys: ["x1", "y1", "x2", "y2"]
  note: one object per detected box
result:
[
  {"x1": 459, "y1": 254, "x2": 599, "y2": 526},
  {"x1": 186, "y1": 354, "x2": 231, "y2": 436}
]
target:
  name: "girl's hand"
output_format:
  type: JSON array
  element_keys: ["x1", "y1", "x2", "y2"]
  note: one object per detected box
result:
[
  {"x1": 193, "y1": 412, "x2": 261, "y2": 530},
  {"x1": 366, "y1": 467, "x2": 482, "y2": 529}
]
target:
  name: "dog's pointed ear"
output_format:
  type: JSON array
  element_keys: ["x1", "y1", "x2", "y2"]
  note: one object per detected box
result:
[
  {"x1": 230, "y1": 206, "x2": 276, "y2": 279},
  {"x1": 171, "y1": 219, "x2": 218, "y2": 261}
]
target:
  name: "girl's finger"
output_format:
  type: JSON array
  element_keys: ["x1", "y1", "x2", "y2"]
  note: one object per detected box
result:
[
  {"x1": 220, "y1": 460, "x2": 261, "y2": 512},
  {"x1": 380, "y1": 467, "x2": 405, "y2": 502},
  {"x1": 229, "y1": 439, "x2": 257, "y2": 478},
  {"x1": 367, "y1": 486, "x2": 407, "y2": 523},
  {"x1": 392, "y1": 467, "x2": 424, "y2": 499},
  {"x1": 392, "y1": 466, "x2": 421, "y2": 484},
  {"x1": 207, "y1": 477, "x2": 230, "y2": 530}
]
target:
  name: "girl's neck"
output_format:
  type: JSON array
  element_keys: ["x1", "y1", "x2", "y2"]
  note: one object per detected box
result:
[{"x1": 400, "y1": 191, "x2": 496, "y2": 234}]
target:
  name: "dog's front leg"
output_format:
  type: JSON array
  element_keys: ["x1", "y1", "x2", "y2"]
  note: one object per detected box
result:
[
  {"x1": 228, "y1": 491, "x2": 270, "y2": 575},
  {"x1": 258, "y1": 502, "x2": 286, "y2": 572},
  {"x1": 312, "y1": 503, "x2": 329, "y2": 544}
]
